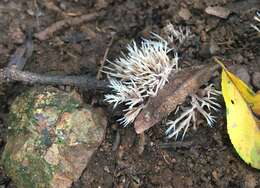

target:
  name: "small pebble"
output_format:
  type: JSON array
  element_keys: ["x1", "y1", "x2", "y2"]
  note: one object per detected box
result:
[
  {"x1": 59, "y1": 2, "x2": 66, "y2": 10},
  {"x1": 209, "y1": 39, "x2": 220, "y2": 55},
  {"x1": 244, "y1": 174, "x2": 256, "y2": 188},
  {"x1": 9, "y1": 26, "x2": 25, "y2": 44},
  {"x1": 235, "y1": 67, "x2": 250, "y2": 85},
  {"x1": 232, "y1": 53, "x2": 244, "y2": 64},
  {"x1": 27, "y1": 9, "x2": 35, "y2": 16},
  {"x1": 95, "y1": 0, "x2": 108, "y2": 10},
  {"x1": 205, "y1": 6, "x2": 231, "y2": 19},
  {"x1": 178, "y1": 8, "x2": 192, "y2": 21}
]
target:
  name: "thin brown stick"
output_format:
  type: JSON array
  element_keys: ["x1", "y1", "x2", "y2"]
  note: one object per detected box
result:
[
  {"x1": 0, "y1": 68, "x2": 109, "y2": 92},
  {"x1": 96, "y1": 35, "x2": 114, "y2": 80},
  {"x1": 42, "y1": 0, "x2": 81, "y2": 17},
  {"x1": 34, "y1": 12, "x2": 99, "y2": 41},
  {"x1": 8, "y1": 34, "x2": 33, "y2": 70}
]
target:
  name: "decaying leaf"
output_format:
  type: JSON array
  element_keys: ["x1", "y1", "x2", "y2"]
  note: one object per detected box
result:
[{"x1": 134, "y1": 63, "x2": 220, "y2": 134}]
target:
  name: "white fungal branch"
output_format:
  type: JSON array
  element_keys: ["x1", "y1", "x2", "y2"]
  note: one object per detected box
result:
[
  {"x1": 104, "y1": 79, "x2": 146, "y2": 109},
  {"x1": 103, "y1": 36, "x2": 179, "y2": 126},
  {"x1": 251, "y1": 11, "x2": 260, "y2": 33},
  {"x1": 165, "y1": 85, "x2": 221, "y2": 140},
  {"x1": 163, "y1": 23, "x2": 193, "y2": 44}
]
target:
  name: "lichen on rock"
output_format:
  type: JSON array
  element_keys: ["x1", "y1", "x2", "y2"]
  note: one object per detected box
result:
[{"x1": 2, "y1": 86, "x2": 107, "y2": 188}]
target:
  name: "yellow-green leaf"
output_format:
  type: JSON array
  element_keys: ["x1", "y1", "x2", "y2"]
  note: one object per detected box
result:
[
  {"x1": 220, "y1": 60, "x2": 260, "y2": 169},
  {"x1": 215, "y1": 58, "x2": 260, "y2": 115}
]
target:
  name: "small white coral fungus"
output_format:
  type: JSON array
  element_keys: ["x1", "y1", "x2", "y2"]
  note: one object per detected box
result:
[
  {"x1": 103, "y1": 37, "x2": 179, "y2": 126},
  {"x1": 103, "y1": 27, "x2": 220, "y2": 140}
]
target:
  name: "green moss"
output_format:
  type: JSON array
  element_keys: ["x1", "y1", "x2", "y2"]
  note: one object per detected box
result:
[
  {"x1": 41, "y1": 128, "x2": 52, "y2": 147},
  {"x1": 2, "y1": 151, "x2": 55, "y2": 188},
  {"x1": 7, "y1": 88, "x2": 37, "y2": 134},
  {"x1": 55, "y1": 129, "x2": 66, "y2": 145},
  {"x1": 61, "y1": 97, "x2": 80, "y2": 113},
  {"x1": 33, "y1": 89, "x2": 80, "y2": 114}
]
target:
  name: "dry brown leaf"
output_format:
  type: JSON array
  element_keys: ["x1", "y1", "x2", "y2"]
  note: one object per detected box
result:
[{"x1": 134, "y1": 64, "x2": 220, "y2": 134}]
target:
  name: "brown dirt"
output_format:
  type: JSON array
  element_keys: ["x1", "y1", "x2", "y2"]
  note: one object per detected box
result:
[{"x1": 0, "y1": 0, "x2": 260, "y2": 187}]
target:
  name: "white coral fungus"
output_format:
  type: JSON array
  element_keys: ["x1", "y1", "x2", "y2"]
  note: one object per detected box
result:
[
  {"x1": 103, "y1": 26, "x2": 221, "y2": 140},
  {"x1": 103, "y1": 37, "x2": 179, "y2": 126},
  {"x1": 165, "y1": 84, "x2": 221, "y2": 140}
]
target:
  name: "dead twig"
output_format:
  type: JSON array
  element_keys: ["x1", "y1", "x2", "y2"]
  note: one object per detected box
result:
[
  {"x1": 96, "y1": 35, "x2": 114, "y2": 80},
  {"x1": 8, "y1": 34, "x2": 33, "y2": 70},
  {"x1": 138, "y1": 133, "x2": 145, "y2": 155},
  {"x1": 134, "y1": 64, "x2": 220, "y2": 134},
  {"x1": 159, "y1": 141, "x2": 194, "y2": 149},
  {"x1": 34, "y1": 12, "x2": 99, "y2": 41},
  {"x1": 112, "y1": 130, "x2": 121, "y2": 151},
  {"x1": 42, "y1": 0, "x2": 82, "y2": 17},
  {"x1": 0, "y1": 68, "x2": 109, "y2": 92}
]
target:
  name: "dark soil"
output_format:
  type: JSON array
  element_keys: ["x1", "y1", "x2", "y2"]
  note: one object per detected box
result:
[{"x1": 0, "y1": 0, "x2": 260, "y2": 187}]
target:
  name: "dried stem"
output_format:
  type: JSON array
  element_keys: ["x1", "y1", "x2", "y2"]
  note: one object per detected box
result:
[
  {"x1": 97, "y1": 35, "x2": 114, "y2": 80},
  {"x1": 0, "y1": 68, "x2": 109, "y2": 92},
  {"x1": 34, "y1": 12, "x2": 99, "y2": 41}
]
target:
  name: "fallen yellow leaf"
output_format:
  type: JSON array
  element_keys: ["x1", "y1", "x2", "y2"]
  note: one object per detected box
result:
[
  {"x1": 218, "y1": 59, "x2": 260, "y2": 169},
  {"x1": 215, "y1": 58, "x2": 260, "y2": 115}
]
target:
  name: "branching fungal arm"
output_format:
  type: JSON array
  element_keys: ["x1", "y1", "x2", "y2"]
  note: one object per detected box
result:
[{"x1": 165, "y1": 85, "x2": 221, "y2": 140}]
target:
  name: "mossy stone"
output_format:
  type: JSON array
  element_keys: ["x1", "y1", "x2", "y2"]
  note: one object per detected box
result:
[{"x1": 2, "y1": 87, "x2": 107, "y2": 188}]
